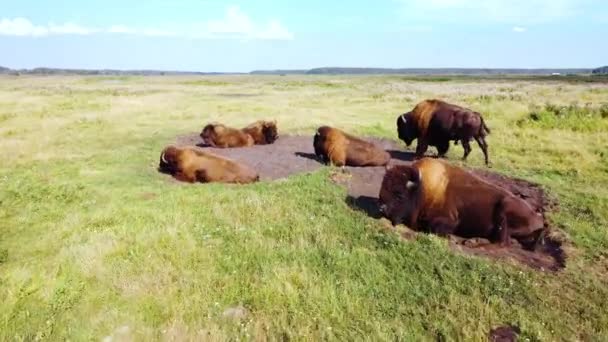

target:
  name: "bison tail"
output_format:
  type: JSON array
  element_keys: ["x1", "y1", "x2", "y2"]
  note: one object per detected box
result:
[{"x1": 480, "y1": 116, "x2": 491, "y2": 135}]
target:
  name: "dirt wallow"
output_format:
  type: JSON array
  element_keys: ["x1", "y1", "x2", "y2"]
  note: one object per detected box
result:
[{"x1": 173, "y1": 133, "x2": 568, "y2": 271}]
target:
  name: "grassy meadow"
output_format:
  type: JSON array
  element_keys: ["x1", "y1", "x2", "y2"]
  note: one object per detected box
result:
[{"x1": 1, "y1": 75, "x2": 608, "y2": 340}]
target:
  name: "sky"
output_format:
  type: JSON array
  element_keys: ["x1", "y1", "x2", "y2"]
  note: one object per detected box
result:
[{"x1": 0, "y1": 0, "x2": 606, "y2": 72}]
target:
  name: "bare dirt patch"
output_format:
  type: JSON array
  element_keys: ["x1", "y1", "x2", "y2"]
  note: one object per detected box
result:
[
  {"x1": 489, "y1": 325, "x2": 520, "y2": 342},
  {"x1": 174, "y1": 134, "x2": 412, "y2": 181},
  {"x1": 172, "y1": 133, "x2": 567, "y2": 271}
]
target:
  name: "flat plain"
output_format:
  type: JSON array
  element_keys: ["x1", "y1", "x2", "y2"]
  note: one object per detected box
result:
[{"x1": 1, "y1": 75, "x2": 607, "y2": 340}]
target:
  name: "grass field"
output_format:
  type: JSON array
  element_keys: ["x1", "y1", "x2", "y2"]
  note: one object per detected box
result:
[{"x1": 1, "y1": 75, "x2": 607, "y2": 340}]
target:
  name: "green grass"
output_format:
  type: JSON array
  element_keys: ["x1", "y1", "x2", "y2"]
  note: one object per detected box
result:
[{"x1": 1, "y1": 75, "x2": 608, "y2": 340}]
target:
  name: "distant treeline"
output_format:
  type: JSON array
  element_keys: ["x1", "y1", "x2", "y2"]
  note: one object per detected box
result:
[
  {"x1": 254, "y1": 67, "x2": 594, "y2": 75},
  {"x1": 592, "y1": 66, "x2": 608, "y2": 75},
  {"x1": 0, "y1": 65, "x2": 604, "y2": 76}
]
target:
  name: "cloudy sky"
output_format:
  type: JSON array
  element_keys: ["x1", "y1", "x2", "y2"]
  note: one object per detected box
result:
[{"x1": 0, "y1": 0, "x2": 606, "y2": 71}]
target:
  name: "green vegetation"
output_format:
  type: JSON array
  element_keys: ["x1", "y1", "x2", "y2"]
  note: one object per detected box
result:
[
  {"x1": 519, "y1": 102, "x2": 608, "y2": 132},
  {"x1": 1, "y1": 75, "x2": 608, "y2": 340}
]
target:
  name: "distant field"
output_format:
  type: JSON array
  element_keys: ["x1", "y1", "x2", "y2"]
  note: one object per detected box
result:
[{"x1": 1, "y1": 75, "x2": 607, "y2": 340}]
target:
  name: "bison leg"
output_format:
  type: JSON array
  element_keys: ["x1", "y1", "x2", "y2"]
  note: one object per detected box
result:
[
  {"x1": 194, "y1": 169, "x2": 210, "y2": 183},
  {"x1": 174, "y1": 170, "x2": 197, "y2": 183},
  {"x1": 436, "y1": 140, "x2": 450, "y2": 158},
  {"x1": 415, "y1": 139, "x2": 429, "y2": 159},
  {"x1": 493, "y1": 200, "x2": 511, "y2": 247},
  {"x1": 461, "y1": 139, "x2": 472, "y2": 161},
  {"x1": 474, "y1": 136, "x2": 490, "y2": 166},
  {"x1": 428, "y1": 217, "x2": 458, "y2": 237}
]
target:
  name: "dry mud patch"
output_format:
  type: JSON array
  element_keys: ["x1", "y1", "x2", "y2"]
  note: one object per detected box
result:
[{"x1": 171, "y1": 133, "x2": 568, "y2": 271}]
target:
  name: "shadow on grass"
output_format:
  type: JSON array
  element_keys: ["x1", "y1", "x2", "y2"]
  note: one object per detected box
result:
[{"x1": 346, "y1": 195, "x2": 382, "y2": 219}]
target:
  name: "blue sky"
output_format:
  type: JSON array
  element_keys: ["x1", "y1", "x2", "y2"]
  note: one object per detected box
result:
[{"x1": 1, "y1": 0, "x2": 606, "y2": 71}]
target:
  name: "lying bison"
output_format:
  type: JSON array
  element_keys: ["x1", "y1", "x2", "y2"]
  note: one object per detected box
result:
[
  {"x1": 242, "y1": 120, "x2": 279, "y2": 145},
  {"x1": 313, "y1": 126, "x2": 391, "y2": 167},
  {"x1": 200, "y1": 123, "x2": 254, "y2": 148},
  {"x1": 378, "y1": 158, "x2": 544, "y2": 247},
  {"x1": 159, "y1": 145, "x2": 259, "y2": 184},
  {"x1": 397, "y1": 99, "x2": 490, "y2": 165}
]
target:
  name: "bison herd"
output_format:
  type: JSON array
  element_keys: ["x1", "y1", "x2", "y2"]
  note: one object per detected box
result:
[{"x1": 159, "y1": 99, "x2": 546, "y2": 248}]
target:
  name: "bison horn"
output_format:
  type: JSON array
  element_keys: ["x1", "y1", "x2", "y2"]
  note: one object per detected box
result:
[
  {"x1": 400, "y1": 114, "x2": 407, "y2": 124},
  {"x1": 160, "y1": 151, "x2": 168, "y2": 164},
  {"x1": 406, "y1": 180, "x2": 416, "y2": 189}
]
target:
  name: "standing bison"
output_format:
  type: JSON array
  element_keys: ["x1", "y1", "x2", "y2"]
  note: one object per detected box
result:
[
  {"x1": 378, "y1": 158, "x2": 545, "y2": 247},
  {"x1": 313, "y1": 126, "x2": 391, "y2": 167},
  {"x1": 397, "y1": 99, "x2": 490, "y2": 165}
]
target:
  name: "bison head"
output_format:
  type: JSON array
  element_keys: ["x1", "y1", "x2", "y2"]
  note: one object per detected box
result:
[
  {"x1": 313, "y1": 129, "x2": 328, "y2": 163},
  {"x1": 200, "y1": 123, "x2": 223, "y2": 147},
  {"x1": 159, "y1": 145, "x2": 181, "y2": 173},
  {"x1": 378, "y1": 165, "x2": 421, "y2": 226},
  {"x1": 262, "y1": 120, "x2": 279, "y2": 144},
  {"x1": 396, "y1": 112, "x2": 417, "y2": 147}
]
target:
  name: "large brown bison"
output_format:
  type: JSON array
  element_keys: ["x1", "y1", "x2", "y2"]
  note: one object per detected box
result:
[
  {"x1": 159, "y1": 145, "x2": 259, "y2": 184},
  {"x1": 313, "y1": 126, "x2": 391, "y2": 167},
  {"x1": 242, "y1": 120, "x2": 279, "y2": 145},
  {"x1": 200, "y1": 123, "x2": 254, "y2": 148},
  {"x1": 378, "y1": 158, "x2": 544, "y2": 247},
  {"x1": 397, "y1": 99, "x2": 490, "y2": 165}
]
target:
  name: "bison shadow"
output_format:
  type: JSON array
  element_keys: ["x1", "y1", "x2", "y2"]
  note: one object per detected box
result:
[
  {"x1": 196, "y1": 142, "x2": 212, "y2": 148},
  {"x1": 296, "y1": 150, "x2": 416, "y2": 165},
  {"x1": 387, "y1": 149, "x2": 416, "y2": 162},
  {"x1": 294, "y1": 152, "x2": 323, "y2": 163},
  {"x1": 346, "y1": 195, "x2": 382, "y2": 219}
]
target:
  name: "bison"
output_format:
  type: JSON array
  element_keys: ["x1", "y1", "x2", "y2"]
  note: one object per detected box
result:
[
  {"x1": 200, "y1": 123, "x2": 254, "y2": 148},
  {"x1": 313, "y1": 126, "x2": 391, "y2": 167},
  {"x1": 397, "y1": 99, "x2": 490, "y2": 165},
  {"x1": 378, "y1": 158, "x2": 544, "y2": 247},
  {"x1": 159, "y1": 145, "x2": 259, "y2": 184},
  {"x1": 242, "y1": 120, "x2": 279, "y2": 145}
]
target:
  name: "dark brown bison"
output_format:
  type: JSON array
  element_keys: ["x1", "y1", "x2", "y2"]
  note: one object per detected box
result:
[
  {"x1": 242, "y1": 120, "x2": 279, "y2": 145},
  {"x1": 378, "y1": 158, "x2": 544, "y2": 247},
  {"x1": 313, "y1": 126, "x2": 391, "y2": 167},
  {"x1": 200, "y1": 123, "x2": 254, "y2": 148},
  {"x1": 159, "y1": 145, "x2": 259, "y2": 184},
  {"x1": 397, "y1": 99, "x2": 490, "y2": 165}
]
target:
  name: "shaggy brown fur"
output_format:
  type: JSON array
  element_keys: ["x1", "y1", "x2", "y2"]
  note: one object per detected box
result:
[
  {"x1": 313, "y1": 126, "x2": 391, "y2": 167},
  {"x1": 378, "y1": 158, "x2": 544, "y2": 247},
  {"x1": 397, "y1": 99, "x2": 490, "y2": 165},
  {"x1": 200, "y1": 123, "x2": 255, "y2": 148},
  {"x1": 158, "y1": 145, "x2": 259, "y2": 184},
  {"x1": 241, "y1": 120, "x2": 279, "y2": 145}
]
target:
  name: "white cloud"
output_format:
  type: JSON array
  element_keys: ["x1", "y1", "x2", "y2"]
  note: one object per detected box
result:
[
  {"x1": 512, "y1": 26, "x2": 527, "y2": 32},
  {"x1": 0, "y1": 18, "x2": 96, "y2": 37},
  {"x1": 255, "y1": 20, "x2": 294, "y2": 40},
  {"x1": 0, "y1": 7, "x2": 293, "y2": 40},
  {"x1": 207, "y1": 5, "x2": 255, "y2": 36},
  {"x1": 204, "y1": 6, "x2": 293, "y2": 40},
  {"x1": 2, "y1": 18, "x2": 57, "y2": 37},
  {"x1": 49, "y1": 22, "x2": 97, "y2": 35},
  {"x1": 397, "y1": 0, "x2": 591, "y2": 23}
]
